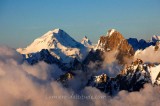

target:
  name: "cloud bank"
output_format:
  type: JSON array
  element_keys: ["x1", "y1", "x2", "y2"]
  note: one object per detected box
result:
[{"x1": 134, "y1": 46, "x2": 160, "y2": 63}]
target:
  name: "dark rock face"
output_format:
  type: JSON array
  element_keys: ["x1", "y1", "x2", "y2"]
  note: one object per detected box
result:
[
  {"x1": 24, "y1": 49, "x2": 60, "y2": 65},
  {"x1": 127, "y1": 38, "x2": 156, "y2": 51},
  {"x1": 83, "y1": 49, "x2": 104, "y2": 65},
  {"x1": 127, "y1": 38, "x2": 139, "y2": 50},
  {"x1": 87, "y1": 59, "x2": 153, "y2": 95},
  {"x1": 23, "y1": 49, "x2": 81, "y2": 71}
]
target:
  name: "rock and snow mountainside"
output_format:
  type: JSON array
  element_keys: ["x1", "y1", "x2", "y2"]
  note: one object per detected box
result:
[
  {"x1": 17, "y1": 29, "x2": 88, "y2": 64},
  {"x1": 81, "y1": 36, "x2": 92, "y2": 47},
  {"x1": 127, "y1": 35, "x2": 160, "y2": 51},
  {"x1": 85, "y1": 39, "x2": 160, "y2": 95},
  {"x1": 151, "y1": 35, "x2": 160, "y2": 42},
  {"x1": 95, "y1": 29, "x2": 134, "y2": 63},
  {"x1": 16, "y1": 28, "x2": 160, "y2": 96},
  {"x1": 96, "y1": 29, "x2": 134, "y2": 53},
  {"x1": 87, "y1": 59, "x2": 160, "y2": 95}
]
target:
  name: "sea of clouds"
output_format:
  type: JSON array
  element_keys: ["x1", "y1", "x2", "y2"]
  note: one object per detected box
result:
[{"x1": 0, "y1": 45, "x2": 160, "y2": 106}]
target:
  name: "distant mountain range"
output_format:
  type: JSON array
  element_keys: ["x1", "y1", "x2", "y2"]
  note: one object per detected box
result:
[{"x1": 17, "y1": 28, "x2": 160, "y2": 95}]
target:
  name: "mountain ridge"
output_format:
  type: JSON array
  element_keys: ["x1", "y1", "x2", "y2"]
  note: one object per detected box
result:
[
  {"x1": 16, "y1": 28, "x2": 160, "y2": 95},
  {"x1": 17, "y1": 28, "x2": 89, "y2": 64}
]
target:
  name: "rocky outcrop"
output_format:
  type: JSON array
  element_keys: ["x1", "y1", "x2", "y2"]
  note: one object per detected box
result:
[
  {"x1": 24, "y1": 49, "x2": 84, "y2": 71},
  {"x1": 23, "y1": 49, "x2": 60, "y2": 65},
  {"x1": 81, "y1": 36, "x2": 92, "y2": 47},
  {"x1": 96, "y1": 29, "x2": 134, "y2": 63},
  {"x1": 87, "y1": 59, "x2": 160, "y2": 95}
]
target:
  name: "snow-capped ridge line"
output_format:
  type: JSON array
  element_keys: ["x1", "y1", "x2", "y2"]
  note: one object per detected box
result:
[
  {"x1": 17, "y1": 28, "x2": 89, "y2": 64},
  {"x1": 107, "y1": 29, "x2": 116, "y2": 37}
]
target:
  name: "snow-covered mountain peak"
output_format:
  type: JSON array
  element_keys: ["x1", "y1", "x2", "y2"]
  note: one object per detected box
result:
[
  {"x1": 40, "y1": 28, "x2": 62, "y2": 38},
  {"x1": 105, "y1": 29, "x2": 124, "y2": 39},
  {"x1": 151, "y1": 35, "x2": 160, "y2": 42},
  {"x1": 17, "y1": 29, "x2": 89, "y2": 64},
  {"x1": 83, "y1": 36, "x2": 88, "y2": 40},
  {"x1": 17, "y1": 28, "x2": 81, "y2": 53},
  {"x1": 107, "y1": 29, "x2": 117, "y2": 37},
  {"x1": 52, "y1": 28, "x2": 62, "y2": 33},
  {"x1": 39, "y1": 28, "x2": 75, "y2": 45},
  {"x1": 81, "y1": 36, "x2": 92, "y2": 47}
]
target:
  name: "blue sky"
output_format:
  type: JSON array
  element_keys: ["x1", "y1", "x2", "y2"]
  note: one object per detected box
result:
[{"x1": 0, "y1": 0, "x2": 160, "y2": 48}]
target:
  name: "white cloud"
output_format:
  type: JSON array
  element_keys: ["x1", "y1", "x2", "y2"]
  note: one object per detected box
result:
[{"x1": 134, "y1": 46, "x2": 160, "y2": 63}]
